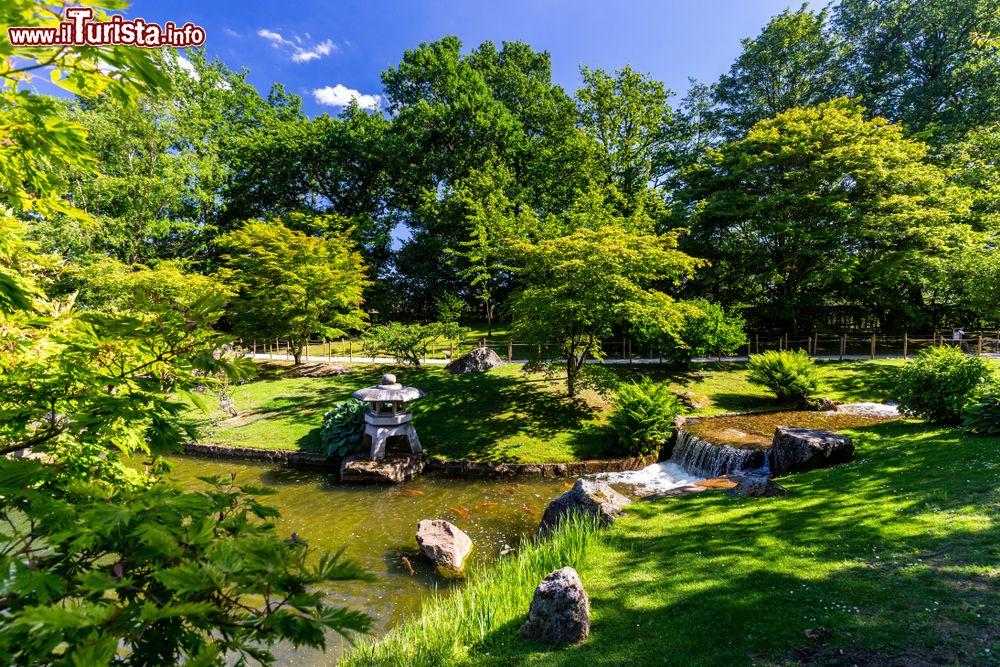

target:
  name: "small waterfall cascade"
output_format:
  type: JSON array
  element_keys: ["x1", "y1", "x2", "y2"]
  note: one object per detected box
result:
[{"x1": 670, "y1": 429, "x2": 766, "y2": 478}]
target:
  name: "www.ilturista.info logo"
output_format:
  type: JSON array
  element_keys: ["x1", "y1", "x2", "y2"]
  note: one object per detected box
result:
[{"x1": 7, "y1": 7, "x2": 206, "y2": 48}]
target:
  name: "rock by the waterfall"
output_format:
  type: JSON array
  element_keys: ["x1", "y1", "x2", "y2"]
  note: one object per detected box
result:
[
  {"x1": 727, "y1": 474, "x2": 788, "y2": 498},
  {"x1": 807, "y1": 396, "x2": 839, "y2": 412},
  {"x1": 768, "y1": 427, "x2": 854, "y2": 476},
  {"x1": 538, "y1": 479, "x2": 631, "y2": 534},
  {"x1": 446, "y1": 347, "x2": 504, "y2": 374},
  {"x1": 519, "y1": 567, "x2": 590, "y2": 645},
  {"x1": 341, "y1": 453, "x2": 425, "y2": 483},
  {"x1": 415, "y1": 520, "x2": 473, "y2": 571},
  {"x1": 673, "y1": 390, "x2": 710, "y2": 410}
]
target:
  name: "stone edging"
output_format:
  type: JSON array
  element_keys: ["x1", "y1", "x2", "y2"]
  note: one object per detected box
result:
[{"x1": 181, "y1": 443, "x2": 658, "y2": 477}]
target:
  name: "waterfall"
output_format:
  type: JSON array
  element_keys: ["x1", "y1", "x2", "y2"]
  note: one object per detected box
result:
[{"x1": 670, "y1": 430, "x2": 766, "y2": 478}]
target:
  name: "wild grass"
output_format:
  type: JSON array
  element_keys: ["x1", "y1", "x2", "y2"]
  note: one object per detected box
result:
[{"x1": 340, "y1": 514, "x2": 598, "y2": 667}]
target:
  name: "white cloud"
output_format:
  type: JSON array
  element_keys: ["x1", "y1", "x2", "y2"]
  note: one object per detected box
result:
[
  {"x1": 313, "y1": 84, "x2": 381, "y2": 110},
  {"x1": 291, "y1": 39, "x2": 335, "y2": 63},
  {"x1": 224, "y1": 28, "x2": 240, "y2": 37},
  {"x1": 258, "y1": 28, "x2": 336, "y2": 63}
]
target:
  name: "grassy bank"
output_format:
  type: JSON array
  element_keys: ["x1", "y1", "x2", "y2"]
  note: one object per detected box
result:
[
  {"x1": 191, "y1": 359, "x2": 908, "y2": 462},
  {"x1": 341, "y1": 515, "x2": 597, "y2": 667},
  {"x1": 342, "y1": 422, "x2": 1000, "y2": 665}
]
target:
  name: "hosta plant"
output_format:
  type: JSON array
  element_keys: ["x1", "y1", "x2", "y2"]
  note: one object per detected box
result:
[{"x1": 321, "y1": 399, "x2": 368, "y2": 458}]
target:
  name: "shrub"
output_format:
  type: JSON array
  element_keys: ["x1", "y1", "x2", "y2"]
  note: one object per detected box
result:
[
  {"x1": 609, "y1": 378, "x2": 684, "y2": 456},
  {"x1": 892, "y1": 346, "x2": 996, "y2": 424},
  {"x1": 321, "y1": 399, "x2": 368, "y2": 458},
  {"x1": 746, "y1": 349, "x2": 820, "y2": 405},
  {"x1": 963, "y1": 392, "x2": 1000, "y2": 436},
  {"x1": 360, "y1": 321, "x2": 468, "y2": 366}
]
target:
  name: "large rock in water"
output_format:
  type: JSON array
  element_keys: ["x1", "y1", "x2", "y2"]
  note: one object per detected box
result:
[
  {"x1": 767, "y1": 427, "x2": 854, "y2": 476},
  {"x1": 446, "y1": 347, "x2": 504, "y2": 374},
  {"x1": 726, "y1": 474, "x2": 789, "y2": 498},
  {"x1": 415, "y1": 520, "x2": 473, "y2": 572},
  {"x1": 520, "y1": 567, "x2": 590, "y2": 645},
  {"x1": 538, "y1": 479, "x2": 631, "y2": 534},
  {"x1": 341, "y1": 453, "x2": 425, "y2": 483}
]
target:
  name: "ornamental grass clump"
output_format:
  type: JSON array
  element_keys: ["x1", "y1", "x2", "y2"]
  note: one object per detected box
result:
[
  {"x1": 746, "y1": 349, "x2": 820, "y2": 406},
  {"x1": 609, "y1": 377, "x2": 684, "y2": 456},
  {"x1": 891, "y1": 346, "x2": 996, "y2": 424}
]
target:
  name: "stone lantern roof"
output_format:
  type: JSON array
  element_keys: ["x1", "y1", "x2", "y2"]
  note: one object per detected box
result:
[{"x1": 352, "y1": 374, "x2": 425, "y2": 403}]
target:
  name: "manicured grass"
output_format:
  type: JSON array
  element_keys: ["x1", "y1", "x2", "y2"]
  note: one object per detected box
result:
[
  {"x1": 193, "y1": 359, "x2": 915, "y2": 462},
  {"x1": 345, "y1": 422, "x2": 1000, "y2": 665},
  {"x1": 193, "y1": 363, "x2": 615, "y2": 463}
]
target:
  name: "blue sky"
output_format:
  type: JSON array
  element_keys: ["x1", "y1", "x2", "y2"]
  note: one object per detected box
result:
[{"x1": 127, "y1": 0, "x2": 799, "y2": 115}]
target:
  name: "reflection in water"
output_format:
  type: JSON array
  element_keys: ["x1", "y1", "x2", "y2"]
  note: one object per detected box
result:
[
  {"x1": 684, "y1": 407, "x2": 897, "y2": 448},
  {"x1": 155, "y1": 455, "x2": 568, "y2": 665}
]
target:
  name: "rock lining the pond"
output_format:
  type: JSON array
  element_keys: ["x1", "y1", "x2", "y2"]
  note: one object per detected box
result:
[
  {"x1": 341, "y1": 453, "x2": 426, "y2": 483},
  {"x1": 672, "y1": 390, "x2": 710, "y2": 410},
  {"x1": 446, "y1": 347, "x2": 505, "y2": 374},
  {"x1": 416, "y1": 519, "x2": 473, "y2": 572},
  {"x1": 726, "y1": 474, "x2": 789, "y2": 498},
  {"x1": 538, "y1": 479, "x2": 631, "y2": 534},
  {"x1": 519, "y1": 567, "x2": 590, "y2": 645},
  {"x1": 767, "y1": 427, "x2": 854, "y2": 477},
  {"x1": 183, "y1": 443, "x2": 328, "y2": 466}
]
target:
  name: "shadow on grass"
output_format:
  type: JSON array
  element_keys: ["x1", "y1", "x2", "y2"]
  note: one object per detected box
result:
[
  {"x1": 819, "y1": 361, "x2": 900, "y2": 403},
  {"x1": 228, "y1": 365, "x2": 613, "y2": 461},
  {"x1": 471, "y1": 422, "x2": 1000, "y2": 665}
]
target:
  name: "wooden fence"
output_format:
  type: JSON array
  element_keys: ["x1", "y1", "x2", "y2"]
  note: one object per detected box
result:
[{"x1": 239, "y1": 330, "x2": 1000, "y2": 364}]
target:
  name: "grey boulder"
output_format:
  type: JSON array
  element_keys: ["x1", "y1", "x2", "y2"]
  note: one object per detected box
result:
[
  {"x1": 446, "y1": 347, "x2": 504, "y2": 374},
  {"x1": 415, "y1": 519, "x2": 473, "y2": 572},
  {"x1": 519, "y1": 567, "x2": 590, "y2": 645},
  {"x1": 727, "y1": 474, "x2": 789, "y2": 498},
  {"x1": 767, "y1": 427, "x2": 854, "y2": 476},
  {"x1": 538, "y1": 479, "x2": 631, "y2": 534}
]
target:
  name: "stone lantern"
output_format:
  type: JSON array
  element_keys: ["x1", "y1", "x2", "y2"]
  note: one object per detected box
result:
[{"x1": 352, "y1": 374, "x2": 425, "y2": 460}]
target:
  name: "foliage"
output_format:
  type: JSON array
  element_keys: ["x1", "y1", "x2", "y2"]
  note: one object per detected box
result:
[
  {"x1": 609, "y1": 378, "x2": 684, "y2": 456},
  {"x1": 321, "y1": 399, "x2": 368, "y2": 458},
  {"x1": 891, "y1": 346, "x2": 997, "y2": 424},
  {"x1": 341, "y1": 514, "x2": 597, "y2": 667},
  {"x1": 0, "y1": 0, "x2": 168, "y2": 220},
  {"x1": 216, "y1": 217, "x2": 371, "y2": 365},
  {"x1": 714, "y1": 5, "x2": 844, "y2": 137},
  {"x1": 746, "y1": 350, "x2": 820, "y2": 405},
  {"x1": 638, "y1": 299, "x2": 747, "y2": 364},
  {"x1": 0, "y1": 459, "x2": 373, "y2": 666},
  {"x1": 962, "y1": 392, "x2": 1000, "y2": 436},
  {"x1": 72, "y1": 257, "x2": 220, "y2": 313},
  {"x1": 360, "y1": 322, "x2": 468, "y2": 366},
  {"x1": 510, "y1": 224, "x2": 702, "y2": 395},
  {"x1": 433, "y1": 293, "x2": 466, "y2": 323},
  {"x1": 681, "y1": 98, "x2": 973, "y2": 332}
]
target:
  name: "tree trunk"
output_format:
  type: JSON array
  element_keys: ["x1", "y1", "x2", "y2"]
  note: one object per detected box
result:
[
  {"x1": 566, "y1": 350, "x2": 577, "y2": 397},
  {"x1": 293, "y1": 344, "x2": 303, "y2": 366}
]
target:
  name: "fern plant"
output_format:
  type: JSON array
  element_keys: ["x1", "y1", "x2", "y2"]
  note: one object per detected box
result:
[
  {"x1": 746, "y1": 349, "x2": 820, "y2": 405},
  {"x1": 962, "y1": 392, "x2": 1000, "y2": 436},
  {"x1": 321, "y1": 399, "x2": 368, "y2": 458},
  {"x1": 609, "y1": 378, "x2": 684, "y2": 456}
]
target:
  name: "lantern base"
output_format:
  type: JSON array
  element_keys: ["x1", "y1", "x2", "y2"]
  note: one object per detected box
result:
[{"x1": 364, "y1": 422, "x2": 422, "y2": 460}]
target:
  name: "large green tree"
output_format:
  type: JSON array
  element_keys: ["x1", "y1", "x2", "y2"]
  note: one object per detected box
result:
[
  {"x1": 216, "y1": 218, "x2": 370, "y2": 364},
  {"x1": 681, "y1": 98, "x2": 973, "y2": 332}
]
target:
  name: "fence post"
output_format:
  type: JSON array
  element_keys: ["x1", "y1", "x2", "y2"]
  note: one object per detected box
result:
[
  {"x1": 450, "y1": 341, "x2": 455, "y2": 359},
  {"x1": 349, "y1": 339, "x2": 353, "y2": 361},
  {"x1": 978, "y1": 335, "x2": 983, "y2": 356},
  {"x1": 253, "y1": 338, "x2": 257, "y2": 358},
  {"x1": 840, "y1": 334, "x2": 845, "y2": 361},
  {"x1": 628, "y1": 339, "x2": 633, "y2": 364},
  {"x1": 870, "y1": 334, "x2": 876, "y2": 360},
  {"x1": 507, "y1": 340, "x2": 513, "y2": 362},
  {"x1": 622, "y1": 336, "x2": 626, "y2": 360},
  {"x1": 903, "y1": 332, "x2": 908, "y2": 360},
  {"x1": 755, "y1": 334, "x2": 759, "y2": 354}
]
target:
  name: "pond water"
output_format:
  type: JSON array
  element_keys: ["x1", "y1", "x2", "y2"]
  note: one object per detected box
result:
[
  {"x1": 684, "y1": 404, "x2": 899, "y2": 449},
  {"x1": 157, "y1": 455, "x2": 568, "y2": 663}
]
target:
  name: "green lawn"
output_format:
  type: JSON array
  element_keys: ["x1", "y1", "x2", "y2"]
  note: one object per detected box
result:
[
  {"x1": 193, "y1": 359, "x2": 910, "y2": 462},
  {"x1": 345, "y1": 422, "x2": 1000, "y2": 665}
]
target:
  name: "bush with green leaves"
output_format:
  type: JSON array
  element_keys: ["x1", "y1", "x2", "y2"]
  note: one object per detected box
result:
[
  {"x1": 963, "y1": 392, "x2": 1000, "y2": 436},
  {"x1": 609, "y1": 378, "x2": 684, "y2": 456},
  {"x1": 746, "y1": 349, "x2": 820, "y2": 405},
  {"x1": 360, "y1": 321, "x2": 468, "y2": 366},
  {"x1": 322, "y1": 398, "x2": 368, "y2": 458},
  {"x1": 892, "y1": 346, "x2": 996, "y2": 424}
]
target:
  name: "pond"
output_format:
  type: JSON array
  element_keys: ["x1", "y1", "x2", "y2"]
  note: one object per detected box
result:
[{"x1": 158, "y1": 455, "x2": 567, "y2": 664}]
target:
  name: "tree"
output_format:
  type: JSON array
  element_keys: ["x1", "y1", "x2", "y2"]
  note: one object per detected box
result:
[
  {"x1": 680, "y1": 98, "x2": 972, "y2": 333},
  {"x1": 360, "y1": 321, "x2": 468, "y2": 366},
  {"x1": 510, "y1": 225, "x2": 702, "y2": 396},
  {"x1": 834, "y1": 0, "x2": 1000, "y2": 143},
  {"x1": 714, "y1": 4, "x2": 844, "y2": 138},
  {"x1": 216, "y1": 218, "x2": 370, "y2": 365},
  {"x1": 634, "y1": 299, "x2": 747, "y2": 365}
]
